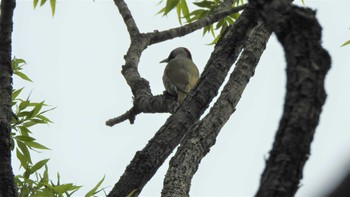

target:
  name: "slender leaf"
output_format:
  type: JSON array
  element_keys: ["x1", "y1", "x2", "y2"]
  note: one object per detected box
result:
[
  {"x1": 17, "y1": 141, "x2": 32, "y2": 164},
  {"x1": 19, "y1": 100, "x2": 30, "y2": 111},
  {"x1": 207, "y1": 34, "x2": 221, "y2": 45},
  {"x1": 36, "y1": 114, "x2": 53, "y2": 123},
  {"x1": 22, "y1": 120, "x2": 39, "y2": 128},
  {"x1": 40, "y1": 0, "x2": 47, "y2": 6},
  {"x1": 31, "y1": 101, "x2": 45, "y2": 118},
  {"x1": 181, "y1": 0, "x2": 190, "y2": 22},
  {"x1": 31, "y1": 190, "x2": 55, "y2": 197},
  {"x1": 156, "y1": 7, "x2": 166, "y2": 15},
  {"x1": 15, "y1": 135, "x2": 36, "y2": 142},
  {"x1": 85, "y1": 176, "x2": 105, "y2": 197},
  {"x1": 52, "y1": 183, "x2": 81, "y2": 195},
  {"x1": 50, "y1": 0, "x2": 56, "y2": 16},
  {"x1": 164, "y1": 0, "x2": 180, "y2": 15},
  {"x1": 176, "y1": 2, "x2": 182, "y2": 25},
  {"x1": 19, "y1": 126, "x2": 32, "y2": 135},
  {"x1": 126, "y1": 189, "x2": 138, "y2": 197},
  {"x1": 33, "y1": 0, "x2": 39, "y2": 8},
  {"x1": 14, "y1": 71, "x2": 33, "y2": 82},
  {"x1": 17, "y1": 111, "x2": 33, "y2": 118},
  {"x1": 16, "y1": 148, "x2": 29, "y2": 169},
  {"x1": 26, "y1": 141, "x2": 50, "y2": 150},
  {"x1": 30, "y1": 159, "x2": 50, "y2": 174},
  {"x1": 12, "y1": 88, "x2": 24, "y2": 100},
  {"x1": 341, "y1": 40, "x2": 350, "y2": 47}
]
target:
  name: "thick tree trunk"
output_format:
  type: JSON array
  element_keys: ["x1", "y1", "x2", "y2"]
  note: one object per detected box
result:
[
  {"x1": 161, "y1": 20, "x2": 272, "y2": 197},
  {"x1": 0, "y1": 0, "x2": 17, "y2": 196},
  {"x1": 249, "y1": 0, "x2": 331, "y2": 196}
]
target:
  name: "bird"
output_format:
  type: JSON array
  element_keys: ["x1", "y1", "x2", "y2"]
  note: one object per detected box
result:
[{"x1": 160, "y1": 47, "x2": 199, "y2": 102}]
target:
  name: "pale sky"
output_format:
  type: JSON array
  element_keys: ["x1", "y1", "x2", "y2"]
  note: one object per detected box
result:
[{"x1": 11, "y1": 0, "x2": 350, "y2": 196}]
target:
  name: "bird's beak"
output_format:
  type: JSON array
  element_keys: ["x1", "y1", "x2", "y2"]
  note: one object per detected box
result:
[{"x1": 160, "y1": 58, "x2": 168, "y2": 63}]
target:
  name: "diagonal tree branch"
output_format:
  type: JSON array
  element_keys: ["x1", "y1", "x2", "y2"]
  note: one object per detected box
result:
[
  {"x1": 161, "y1": 20, "x2": 272, "y2": 197},
  {"x1": 106, "y1": 94, "x2": 178, "y2": 126},
  {"x1": 148, "y1": 4, "x2": 247, "y2": 45},
  {"x1": 107, "y1": 4, "x2": 260, "y2": 196},
  {"x1": 248, "y1": 0, "x2": 332, "y2": 196},
  {"x1": 113, "y1": 0, "x2": 140, "y2": 38},
  {"x1": 0, "y1": 0, "x2": 18, "y2": 196}
]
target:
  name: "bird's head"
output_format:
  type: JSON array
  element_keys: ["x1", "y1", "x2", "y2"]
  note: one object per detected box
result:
[{"x1": 160, "y1": 47, "x2": 192, "y2": 63}]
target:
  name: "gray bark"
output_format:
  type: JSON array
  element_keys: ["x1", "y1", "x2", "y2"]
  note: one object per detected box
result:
[
  {"x1": 0, "y1": 0, "x2": 17, "y2": 196},
  {"x1": 248, "y1": 0, "x2": 332, "y2": 196}
]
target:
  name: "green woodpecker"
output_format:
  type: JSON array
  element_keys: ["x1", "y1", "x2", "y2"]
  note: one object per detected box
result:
[{"x1": 160, "y1": 47, "x2": 199, "y2": 102}]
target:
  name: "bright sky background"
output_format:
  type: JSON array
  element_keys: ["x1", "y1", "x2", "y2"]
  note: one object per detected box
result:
[{"x1": 11, "y1": 0, "x2": 350, "y2": 196}]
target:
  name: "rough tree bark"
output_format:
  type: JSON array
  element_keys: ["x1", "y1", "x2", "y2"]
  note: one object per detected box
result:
[
  {"x1": 108, "y1": 0, "x2": 331, "y2": 196},
  {"x1": 161, "y1": 20, "x2": 272, "y2": 197},
  {"x1": 248, "y1": 0, "x2": 331, "y2": 196},
  {"x1": 0, "y1": 0, "x2": 18, "y2": 196},
  {"x1": 107, "y1": 1, "x2": 249, "y2": 196}
]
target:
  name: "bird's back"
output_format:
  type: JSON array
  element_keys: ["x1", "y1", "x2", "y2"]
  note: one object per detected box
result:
[{"x1": 163, "y1": 57, "x2": 199, "y2": 101}]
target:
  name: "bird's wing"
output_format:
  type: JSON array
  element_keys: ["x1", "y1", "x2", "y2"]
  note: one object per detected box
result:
[{"x1": 165, "y1": 58, "x2": 199, "y2": 93}]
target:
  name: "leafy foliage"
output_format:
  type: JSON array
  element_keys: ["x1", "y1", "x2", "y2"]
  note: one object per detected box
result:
[
  {"x1": 341, "y1": 40, "x2": 350, "y2": 47},
  {"x1": 11, "y1": 57, "x2": 104, "y2": 197},
  {"x1": 158, "y1": 0, "x2": 245, "y2": 44},
  {"x1": 33, "y1": 0, "x2": 56, "y2": 16}
]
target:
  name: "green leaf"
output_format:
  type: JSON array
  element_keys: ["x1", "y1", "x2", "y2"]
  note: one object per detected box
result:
[
  {"x1": 57, "y1": 171, "x2": 60, "y2": 185},
  {"x1": 36, "y1": 114, "x2": 53, "y2": 123},
  {"x1": 12, "y1": 88, "x2": 24, "y2": 100},
  {"x1": 17, "y1": 111, "x2": 33, "y2": 118},
  {"x1": 50, "y1": 0, "x2": 56, "y2": 16},
  {"x1": 207, "y1": 34, "x2": 221, "y2": 45},
  {"x1": 180, "y1": 0, "x2": 190, "y2": 23},
  {"x1": 17, "y1": 141, "x2": 32, "y2": 164},
  {"x1": 126, "y1": 189, "x2": 138, "y2": 197},
  {"x1": 22, "y1": 120, "x2": 39, "y2": 128},
  {"x1": 19, "y1": 100, "x2": 30, "y2": 111},
  {"x1": 176, "y1": 2, "x2": 182, "y2": 25},
  {"x1": 19, "y1": 126, "x2": 32, "y2": 135},
  {"x1": 16, "y1": 148, "x2": 29, "y2": 169},
  {"x1": 12, "y1": 57, "x2": 26, "y2": 71},
  {"x1": 156, "y1": 7, "x2": 166, "y2": 15},
  {"x1": 209, "y1": 25, "x2": 215, "y2": 37},
  {"x1": 52, "y1": 183, "x2": 81, "y2": 195},
  {"x1": 14, "y1": 71, "x2": 33, "y2": 82},
  {"x1": 164, "y1": 0, "x2": 180, "y2": 15},
  {"x1": 216, "y1": 18, "x2": 225, "y2": 30},
  {"x1": 85, "y1": 176, "x2": 105, "y2": 197},
  {"x1": 193, "y1": 0, "x2": 215, "y2": 8},
  {"x1": 40, "y1": 0, "x2": 47, "y2": 6},
  {"x1": 31, "y1": 189, "x2": 55, "y2": 197},
  {"x1": 31, "y1": 101, "x2": 45, "y2": 118},
  {"x1": 33, "y1": 0, "x2": 39, "y2": 8},
  {"x1": 29, "y1": 159, "x2": 50, "y2": 175},
  {"x1": 15, "y1": 135, "x2": 36, "y2": 142},
  {"x1": 26, "y1": 141, "x2": 50, "y2": 150},
  {"x1": 36, "y1": 164, "x2": 50, "y2": 188},
  {"x1": 230, "y1": 12, "x2": 240, "y2": 20},
  {"x1": 39, "y1": 106, "x2": 56, "y2": 115},
  {"x1": 341, "y1": 40, "x2": 350, "y2": 47}
]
